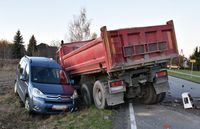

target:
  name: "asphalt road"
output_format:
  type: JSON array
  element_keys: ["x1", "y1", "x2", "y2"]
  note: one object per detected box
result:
[
  {"x1": 113, "y1": 76, "x2": 200, "y2": 129},
  {"x1": 168, "y1": 76, "x2": 200, "y2": 98},
  {"x1": 133, "y1": 104, "x2": 200, "y2": 129}
]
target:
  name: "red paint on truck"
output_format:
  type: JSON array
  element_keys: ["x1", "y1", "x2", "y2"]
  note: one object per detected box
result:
[{"x1": 59, "y1": 20, "x2": 178, "y2": 75}]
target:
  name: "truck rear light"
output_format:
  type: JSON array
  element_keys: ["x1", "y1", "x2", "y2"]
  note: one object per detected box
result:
[
  {"x1": 156, "y1": 71, "x2": 167, "y2": 78},
  {"x1": 109, "y1": 80, "x2": 126, "y2": 94},
  {"x1": 110, "y1": 81, "x2": 123, "y2": 87}
]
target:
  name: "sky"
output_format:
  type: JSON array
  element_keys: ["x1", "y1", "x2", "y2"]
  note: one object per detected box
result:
[{"x1": 0, "y1": 0, "x2": 200, "y2": 58}]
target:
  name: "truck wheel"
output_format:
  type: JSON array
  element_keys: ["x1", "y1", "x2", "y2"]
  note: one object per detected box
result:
[
  {"x1": 140, "y1": 84, "x2": 157, "y2": 104},
  {"x1": 156, "y1": 92, "x2": 166, "y2": 103},
  {"x1": 81, "y1": 83, "x2": 93, "y2": 106},
  {"x1": 93, "y1": 81, "x2": 107, "y2": 109}
]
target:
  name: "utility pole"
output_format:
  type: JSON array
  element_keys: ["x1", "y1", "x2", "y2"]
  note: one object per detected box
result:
[{"x1": 178, "y1": 49, "x2": 183, "y2": 69}]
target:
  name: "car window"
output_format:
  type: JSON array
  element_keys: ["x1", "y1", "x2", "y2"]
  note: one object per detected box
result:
[
  {"x1": 31, "y1": 66, "x2": 69, "y2": 84},
  {"x1": 18, "y1": 60, "x2": 26, "y2": 75},
  {"x1": 24, "y1": 64, "x2": 29, "y2": 81}
]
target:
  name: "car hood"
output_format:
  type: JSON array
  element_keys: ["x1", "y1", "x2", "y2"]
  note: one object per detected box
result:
[{"x1": 32, "y1": 82, "x2": 74, "y2": 96}]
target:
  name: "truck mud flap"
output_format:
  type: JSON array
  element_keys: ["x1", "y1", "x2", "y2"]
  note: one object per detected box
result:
[
  {"x1": 106, "y1": 92, "x2": 124, "y2": 106},
  {"x1": 153, "y1": 81, "x2": 169, "y2": 94}
]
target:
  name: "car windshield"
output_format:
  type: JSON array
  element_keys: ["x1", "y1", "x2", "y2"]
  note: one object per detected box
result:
[{"x1": 31, "y1": 66, "x2": 69, "y2": 84}]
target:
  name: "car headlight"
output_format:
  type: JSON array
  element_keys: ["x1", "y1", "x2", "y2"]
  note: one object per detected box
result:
[
  {"x1": 32, "y1": 88, "x2": 46, "y2": 98},
  {"x1": 71, "y1": 90, "x2": 78, "y2": 99}
]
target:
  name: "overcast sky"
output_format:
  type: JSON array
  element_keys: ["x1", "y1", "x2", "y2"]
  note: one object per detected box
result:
[{"x1": 0, "y1": 0, "x2": 200, "y2": 57}]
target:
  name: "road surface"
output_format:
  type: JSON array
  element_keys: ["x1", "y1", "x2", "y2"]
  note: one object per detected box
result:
[
  {"x1": 113, "y1": 76, "x2": 200, "y2": 129},
  {"x1": 169, "y1": 76, "x2": 200, "y2": 98}
]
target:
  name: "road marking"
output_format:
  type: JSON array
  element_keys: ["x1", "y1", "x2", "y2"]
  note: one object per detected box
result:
[{"x1": 129, "y1": 103, "x2": 137, "y2": 129}]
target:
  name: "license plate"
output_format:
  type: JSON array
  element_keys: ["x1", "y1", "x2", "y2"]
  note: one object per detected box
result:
[{"x1": 52, "y1": 105, "x2": 67, "y2": 110}]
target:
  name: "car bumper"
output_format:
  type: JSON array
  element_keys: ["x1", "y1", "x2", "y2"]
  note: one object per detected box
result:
[{"x1": 31, "y1": 97, "x2": 77, "y2": 114}]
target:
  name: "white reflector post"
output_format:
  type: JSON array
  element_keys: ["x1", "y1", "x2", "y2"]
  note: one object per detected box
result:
[{"x1": 182, "y1": 92, "x2": 193, "y2": 109}]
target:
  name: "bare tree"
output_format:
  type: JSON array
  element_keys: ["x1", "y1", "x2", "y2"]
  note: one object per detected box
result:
[
  {"x1": 68, "y1": 8, "x2": 91, "y2": 42},
  {"x1": 50, "y1": 40, "x2": 60, "y2": 47},
  {"x1": 0, "y1": 40, "x2": 12, "y2": 59},
  {"x1": 91, "y1": 32, "x2": 97, "y2": 39}
]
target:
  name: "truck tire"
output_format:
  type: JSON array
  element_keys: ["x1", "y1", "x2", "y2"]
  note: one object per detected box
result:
[
  {"x1": 140, "y1": 84, "x2": 157, "y2": 104},
  {"x1": 156, "y1": 92, "x2": 166, "y2": 103},
  {"x1": 93, "y1": 80, "x2": 107, "y2": 109},
  {"x1": 81, "y1": 83, "x2": 93, "y2": 106}
]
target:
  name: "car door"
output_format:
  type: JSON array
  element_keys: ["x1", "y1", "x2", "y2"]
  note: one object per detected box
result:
[
  {"x1": 20, "y1": 63, "x2": 30, "y2": 101},
  {"x1": 17, "y1": 60, "x2": 25, "y2": 101},
  {"x1": 18, "y1": 61, "x2": 28, "y2": 102}
]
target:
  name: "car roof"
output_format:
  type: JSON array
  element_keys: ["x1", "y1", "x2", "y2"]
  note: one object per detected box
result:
[{"x1": 24, "y1": 56, "x2": 61, "y2": 68}]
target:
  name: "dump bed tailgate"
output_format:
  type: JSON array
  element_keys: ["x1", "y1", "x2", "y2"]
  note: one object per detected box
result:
[{"x1": 101, "y1": 20, "x2": 178, "y2": 72}]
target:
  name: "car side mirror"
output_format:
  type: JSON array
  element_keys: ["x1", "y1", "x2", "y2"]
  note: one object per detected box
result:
[
  {"x1": 70, "y1": 80, "x2": 75, "y2": 85},
  {"x1": 20, "y1": 75, "x2": 27, "y2": 81}
]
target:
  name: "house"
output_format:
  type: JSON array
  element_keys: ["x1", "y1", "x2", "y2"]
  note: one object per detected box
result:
[{"x1": 37, "y1": 43, "x2": 58, "y2": 59}]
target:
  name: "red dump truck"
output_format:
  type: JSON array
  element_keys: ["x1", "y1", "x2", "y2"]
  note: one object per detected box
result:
[{"x1": 58, "y1": 20, "x2": 178, "y2": 109}]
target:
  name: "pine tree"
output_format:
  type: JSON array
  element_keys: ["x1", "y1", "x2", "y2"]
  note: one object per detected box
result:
[
  {"x1": 27, "y1": 35, "x2": 37, "y2": 56},
  {"x1": 12, "y1": 30, "x2": 25, "y2": 59},
  {"x1": 190, "y1": 46, "x2": 200, "y2": 70}
]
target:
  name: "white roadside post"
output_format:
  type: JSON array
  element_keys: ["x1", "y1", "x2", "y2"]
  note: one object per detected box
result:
[
  {"x1": 182, "y1": 92, "x2": 193, "y2": 109},
  {"x1": 190, "y1": 59, "x2": 196, "y2": 78}
]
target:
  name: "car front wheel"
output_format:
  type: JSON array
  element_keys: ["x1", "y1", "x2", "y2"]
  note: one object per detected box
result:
[{"x1": 25, "y1": 97, "x2": 33, "y2": 113}]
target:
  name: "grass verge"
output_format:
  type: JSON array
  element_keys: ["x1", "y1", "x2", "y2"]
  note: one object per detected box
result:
[
  {"x1": 168, "y1": 69, "x2": 200, "y2": 84},
  {"x1": 169, "y1": 69, "x2": 200, "y2": 76},
  {"x1": 43, "y1": 106, "x2": 112, "y2": 129},
  {"x1": 0, "y1": 93, "x2": 113, "y2": 129}
]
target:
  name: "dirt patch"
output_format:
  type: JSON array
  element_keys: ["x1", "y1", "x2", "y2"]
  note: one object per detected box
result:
[
  {"x1": 0, "y1": 59, "x2": 19, "y2": 71},
  {"x1": 0, "y1": 63, "x2": 62, "y2": 129},
  {"x1": 0, "y1": 61, "x2": 46, "y2": 129}
]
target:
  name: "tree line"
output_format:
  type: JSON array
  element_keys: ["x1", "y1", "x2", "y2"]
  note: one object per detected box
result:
[
  {"x1": 0, "y1": 8, "x2": 96, "y2": 59},
  {"x1": 0, "y1": 30, "x2": 37, "y2": 59},
  {"x1": 190, "y1": 46, "x2": 200, "y2": 71},
  {"x1": 1, "y1": 8, "x2": 200, "y2": 72},
  {"x1": 170, "y1": 47, "x2": 200, "y2": 71}
]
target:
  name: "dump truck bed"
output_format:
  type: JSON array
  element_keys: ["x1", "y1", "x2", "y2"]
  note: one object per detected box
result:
[{"x1": 59, "y1": 20, "x2": 178, "y2": 75}]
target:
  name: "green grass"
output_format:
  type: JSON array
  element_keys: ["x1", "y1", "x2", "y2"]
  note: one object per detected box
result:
[
  {"x1": 169, "y1": 69, "x2": 200, "y2": 76},
  {"x1": 45, "y1": 106, "x2": 112, "y2": 129},
  {"x1": 168, "y1": 69, "x2": 200, "y2": 83}
]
